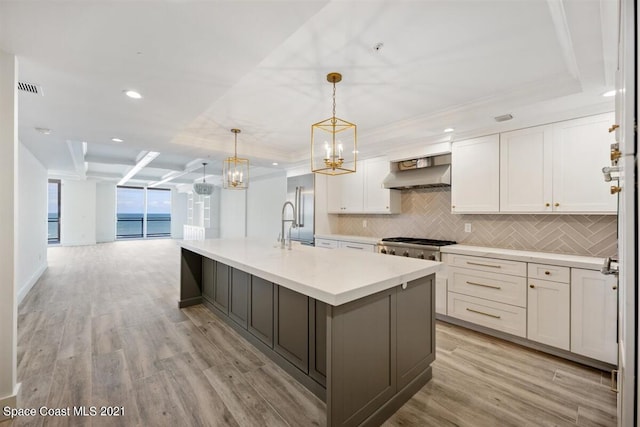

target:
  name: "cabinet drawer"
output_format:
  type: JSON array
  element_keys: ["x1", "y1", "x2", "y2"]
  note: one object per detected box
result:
[
  {"x1": 447, "y1": 292, "x2": 526, "y2": 337},
  {"x1": 338, "y1": 241, "x2": 375, "y2": 252},
  {"x1": 447, "y1": 253, "x2": 526, "y2": 277},
  {"x1": 528, "y1": 263, "x2": 570, "y2": 283},
  {"x1": 315, "y1": 239, "x2": 338, "y2": 249},
  {"x1": 448, "y1": 267, "x2": 526, "y2": 307}
]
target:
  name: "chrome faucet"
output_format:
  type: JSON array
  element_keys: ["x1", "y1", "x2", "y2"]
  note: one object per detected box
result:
[{"x1": 281, "y1": 201, "x2": 298, "y2": 249}]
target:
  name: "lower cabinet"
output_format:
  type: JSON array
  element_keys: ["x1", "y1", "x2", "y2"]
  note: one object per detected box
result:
[
  {"x1": 571, "y1": 269, "x2": 617, "y2": 364},
  {"x1": 202, "y1": 257, "x2": 215, "y2": 303},
  {"x1": 444, "y1": 253, "x2": 617, "y2": 366},
  {"x1": 527, "y1": 279, "x2": 570, "y2": 350},
  {"x1": 214, "y1": 262, "x2": 230, "y2": 314},
  {"x1": 396, "y1": 277, "x2": 435, "y2": 390},
  {"x1": 229, "y1": 268, "x2": 249, "y2": 329},
  {"x1": 274, "y1": 286, "x2": 310, "y2": 373},
  {"x1": 248, "y1": 276, "x2": 274, "y2": 347}
]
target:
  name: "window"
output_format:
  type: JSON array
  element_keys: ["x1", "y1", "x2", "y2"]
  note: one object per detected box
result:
[
  {"x1": 116, "y1": 186, "x2": 171, "y2": 239},
  {"x1": 47, "y1": 179, "x2": 60, "y2": 244},
  {"x1": 146, "y1": 188, "x2": 172, "y2": 237}
]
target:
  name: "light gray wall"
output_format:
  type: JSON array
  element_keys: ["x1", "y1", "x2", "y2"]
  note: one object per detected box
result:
[
  {"x1": 0, "y1": 49, "x2": 17, "y2": 413},
  {"x1": 16, "y1": 142, "x2": 47, "y2": 303},
  {"x1": 95, "y1": 182, "x2": 116, "y2": 243},
  {"x1": 61, "y1": 179, "x2": 97, "y2": 246},
  {"x1": 171, "y1": 189, "x2": 188, "y2": 239},
  {"x1": 220, "y1": 188, "x2": 247, "y2": 238},
  {"x1": 247, "y1": 173, "x2": 287, "y2": 239}
]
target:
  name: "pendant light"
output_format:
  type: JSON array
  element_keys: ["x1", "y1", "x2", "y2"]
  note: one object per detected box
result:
[
  {"x1": 311, "y1": 72, "x2": 357, "y2": 175},
  {"x1": 193, "y1": 162, "x2": 214, "y2": 195},
  {"x1": 223, "y1": 128, "x2": 249, "y2": 189}
]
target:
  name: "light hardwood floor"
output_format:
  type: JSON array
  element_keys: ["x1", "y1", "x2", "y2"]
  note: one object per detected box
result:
[{"x1": 4, "y1": 239, "x2": 616, "y2": 426}]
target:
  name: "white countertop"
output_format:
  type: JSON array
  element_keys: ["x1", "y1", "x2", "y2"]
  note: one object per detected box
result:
[
  {"x1": 314, "y1": 233, "x2": 381, "y2": 245},
  {"x1": 181, "y1": 238, "x2": 441, "y2": 306},
  {"x1": 441, "y1": 244, "x2": 605, "y2": 270}
]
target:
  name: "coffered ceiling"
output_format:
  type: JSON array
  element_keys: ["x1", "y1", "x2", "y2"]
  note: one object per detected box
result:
[{"x1": 0, "y1": 0, "x2": 617, "y2": 187}]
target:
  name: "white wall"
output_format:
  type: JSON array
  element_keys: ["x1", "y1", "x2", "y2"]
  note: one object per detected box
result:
[
  {"x1": 171, "y1": 189, "x2": 188, "y2": 239},
  {"x1": 0, "y1": 49, "x2": 18, "y2": 418},
  {"x1": 247, "y1": 173, "x2": 287, "y2": 239},
  {"x1": 16, "y1": 142, "x2": 47, "y2": 303},
  {"x1": 220, "y1": 188, "x2": 247, "y2": 238},
  {"x1": 61, "y1": 179, "x2": 97, "y2": 246},
  {"x1": 95, "y1": 182, "x2": 115, "y2": 243}
]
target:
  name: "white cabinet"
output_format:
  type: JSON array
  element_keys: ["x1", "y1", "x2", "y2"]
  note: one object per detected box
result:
[
  {"x1": 327, "y1": 158, "x2": 400, "y2": 214},
  {"x1": 571, "y1": 268, "x2": 617, "y2": 364},
  {"x1": 500, "y1": 125, "x2": 553, "y2": 212},
  {"x1": 527, "y1": 278, "x2": 570, "y2": 350},
  {"x1": 338, "y1": 241, "x2": 375, "y2": 252},
  {"x1": 499, "y1": 113, "x2": 616, "y2": 214},
  {"x1": 363, "y1": 157, "x2": 401, "y2": 214},
  {"x1": 327, "y1": 170, "x2": 364, "y2": 213},
  {"x1": 315, "y1": 238, "x2": 338, "y2": 249},
  {"x1": 451, "y1": 135, "x2": 500, "y2": 213},
  {"x1": 552, "y1": 114, "x2": 617, "y2": 213},
  {"x1": 435, "y1": 276, "x2": 447, "y2": 315}
]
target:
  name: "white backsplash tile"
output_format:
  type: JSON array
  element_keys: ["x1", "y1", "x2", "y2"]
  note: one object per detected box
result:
[{"x1": 334, "y1": 188, "x2": 617, "y2": 257}]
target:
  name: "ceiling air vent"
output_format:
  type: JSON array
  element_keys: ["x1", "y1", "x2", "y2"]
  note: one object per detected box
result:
[
  {"x1": 17, "y1": 81, "x2": 42, "y2": 95},
  {"x1": 494, "y1": 113, "x2": 513, "y2": 122}
]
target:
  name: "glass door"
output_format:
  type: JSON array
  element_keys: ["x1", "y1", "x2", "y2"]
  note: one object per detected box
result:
[
  {"x1": 116, "y1": 186, "x2": 145, "y2": 239},
  {"x1": 146, "y1": 188, "x2": 171, "y2": 237}
]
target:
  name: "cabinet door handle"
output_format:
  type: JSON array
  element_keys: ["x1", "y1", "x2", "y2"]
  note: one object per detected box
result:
[
  {"x1": 611, "y1": 186, "x2": 622, "y2": 194},
  {"x1": 544, "y1": 271, "x2": 551, "y2": 275},
  {"x1": 466, "y1": 261, "x2": 501, "y2": 268},
  {"x1": 609, "y1": 124, "x2": 620, "y2": 133},
  {"x1": 545, "y1": 203, "x2": 550, "y2": 207},
  {"x1": 530, "y1": 284, "x2": 535, "y2": 288},
  {"x1": 611, "y1": 369, "x2": 619, "y2": 392},
  {"x1": 554, "y1": 203, "x2": 560, "y2": 207},
  {"x1": 466, "y1": 281, "x2": 501, "y2": 290},
  {"x1": 466, "y1": 308, "x2": 501, "y2": 319}
]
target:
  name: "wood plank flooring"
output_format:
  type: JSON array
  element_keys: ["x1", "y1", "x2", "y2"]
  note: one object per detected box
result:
[{"x1": 3, "y1": 239, "x2": 616, "y2": 426}]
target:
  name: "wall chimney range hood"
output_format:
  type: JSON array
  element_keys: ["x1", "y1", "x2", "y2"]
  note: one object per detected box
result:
[{"x1": 383, "y1": 154, "x2": 451, "y2": 190}]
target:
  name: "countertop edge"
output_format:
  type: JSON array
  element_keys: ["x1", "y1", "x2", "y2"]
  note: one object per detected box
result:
[{"x1": 314, "y1": 234, "x2": 381, "y2": 245}]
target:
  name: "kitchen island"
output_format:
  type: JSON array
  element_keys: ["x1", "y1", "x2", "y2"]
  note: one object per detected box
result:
[{"x1": 179, "y1": 238, "x2": 441, "y2": 427}]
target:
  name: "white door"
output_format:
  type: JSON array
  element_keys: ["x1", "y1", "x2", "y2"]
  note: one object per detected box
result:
[
  {"x1": 527, "y1": 279, "x2": 570, "y2": 350},
  {"x1": 451, "y1": 134, "x2": 500, "y2": 213},
  {"x1": 363, "y1": 157, "x2": 394, "y2": 213},
  {"x1": 570, "y1": 269, "x2": 618, "y2": 365},
  {"x1": 340, "y1": 167, "x2": 364, "y2": 213},
  {"x1": 500, "y1": 125, "x2": 553, "y2": 212},
  {"x1": 552, "y1": 113, "x2": 617, "y2": 213}
]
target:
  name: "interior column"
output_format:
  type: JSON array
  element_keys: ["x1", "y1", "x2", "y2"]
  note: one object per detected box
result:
[{"x1": 0, "y1": 48, "x2": 19, "y2": 419}]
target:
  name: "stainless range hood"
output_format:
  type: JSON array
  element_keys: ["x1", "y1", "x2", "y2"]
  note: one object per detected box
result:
[{"x1": 383, "y1": 154, "x2": 451, "y2": 189}]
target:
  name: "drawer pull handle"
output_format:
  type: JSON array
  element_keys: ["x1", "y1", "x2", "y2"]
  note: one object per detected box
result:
[
  {"x1": 466, "y1": 261, "x2": 501, "y2": 268},
  {"x1": 466, "y1": 308, "x2": 501, "y2": 319},
  {"x1": 466, "y1": 281, "x2": 501, "y2": 290},
  {"x1": 345, "y1": 245, "x2": 363, "y2": 250}
]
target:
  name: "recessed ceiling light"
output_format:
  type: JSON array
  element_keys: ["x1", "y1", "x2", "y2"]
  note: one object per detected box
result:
[
  {"x1": 35, "y1": 127, "x2": 51, "y2": 135},
  {"x1": 272, "y1": 162, "x2": 278, "y2": 166},
  {"x1": 124, "y1": 90, "x2": 142, "y2": 99},
  {"x1": 443, "y1": 128, "x2": 455, "y2": 133},
  {"x1": 602, "y1": 90, "x2": 616, "y2": 97},
  {"x1": 111, "y1": 137, "x2": 124, "y2": 143}
]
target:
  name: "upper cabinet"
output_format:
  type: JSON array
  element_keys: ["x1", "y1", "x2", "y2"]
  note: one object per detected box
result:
[
  {"x1": 327, "y1": 158, "x2": 401, "y2": 214},
  {"x1": 451, "y1": 135, "x2": 500, "y2": 213},
  {"x1": 500, "y1": 125, "x2": 553, "y2": 212},
  {"x1": 454, "y1": 112, "x2": 617, "y2": 214},
  {"x1": 551, "y1": 114, "x2": 617, "y2": 213}
]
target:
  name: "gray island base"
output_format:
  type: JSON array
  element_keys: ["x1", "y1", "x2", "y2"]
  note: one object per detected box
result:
[{"x1": 179, "y1": 239, "x2": 439, "y2": 427}]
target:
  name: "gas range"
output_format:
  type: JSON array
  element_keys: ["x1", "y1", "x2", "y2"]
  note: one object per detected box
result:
[{"x1": 377, "y1": 237, "x2": 457, "y2": 261}]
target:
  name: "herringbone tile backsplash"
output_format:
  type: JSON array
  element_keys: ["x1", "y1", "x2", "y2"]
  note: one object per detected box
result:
[{"x1": 335, "y1": 188, "x2": 617, "y2": 257}]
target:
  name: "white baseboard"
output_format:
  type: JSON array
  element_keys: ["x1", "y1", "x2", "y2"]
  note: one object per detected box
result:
[
  {"x1": 0, "y1": 382, "x2": 21, "y2": 422},
  {"x1": 17, "y1": 263, "x2": 47, "y2": 304}
]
